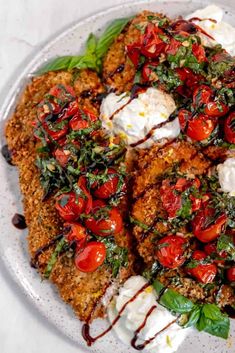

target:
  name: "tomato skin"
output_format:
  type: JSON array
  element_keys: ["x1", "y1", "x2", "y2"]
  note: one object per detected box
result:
[
  {"x1": 126, "y1": 43, "x2": 141, "y2": 67},
  {"x1": 227, "y1": 267, "x2": 235, "y2": 282},
  {"x1": 64, "y1": 222, "x2": 87, "y2": 243},
  {"x1": 93, "y1": 169, "x2": 122, "y2": 199},
  {"x1": 204, "y1": 101, "x2": 229, "y2": 118},
  {"x1": 69, "y1": 108, "x2": 97, "y2": 131},
  {"x1": 155, "y1": 235, "x2": 187, "y2": 269},
  {"x1": 142, "y1": 62, "x2": 159, "y2": 82},
  {"x1": 193, "y1": 85, "x2": 212, "y2": 107},
  {"x1": 192, "y1": 208, "x2": 227, "y2": 243},
  {"x1": 141, "y1": 24, "x2": 166, "y2": 58},
  {"x1": 165, "y1": 38, "x2": 182, "y2": 55},
  {"x1": 224, "y1": 112, "x2": 235, "y2": 144},
  {"x1": 192, "y1": 44, "x2": 207, "y2": 63},
  {"x1": 75, "y1": 241, "x2": 106, "y2": 272},
  {"x1": 55, "y1": 192, "x2": 86, "y2": 221},
  {"x1": 186, "y1": 250, "x2": 217, "y2": 283},
  {"x1": 77, "y1": 176, "x2": 92, "y2": 214},
  {"x1": 85, "y1": 200, "x2": 123, "y2": 237},
  {"x1": 160, "y1": 179, "x2": 181, "y2": 218},
  {"x1": 54, "y1": 148, "x2": 70, "y2": 167},
  {"x1": 178, "y1": 109, "x2": 191, "y2": 131},
  {"x1": 187, "y1": 114, "x2": 215, "y2": 141},
  {"x1": 59, "y1": 100, "x2": 79, "y2": 120},
  {"x1": 204, "y1": 242, "x2": 227, "y2": 265},
  {"x1": 49, "y1": 85, "x2": 76, "y2": 101}
]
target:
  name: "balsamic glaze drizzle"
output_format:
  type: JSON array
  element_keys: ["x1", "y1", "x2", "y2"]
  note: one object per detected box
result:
[
  {"x1": 1, "y1": 144, "x2": 13, "y2": 165},
  {"x1": 12, "y1": 213, "x2": 27, "y2": 229}
]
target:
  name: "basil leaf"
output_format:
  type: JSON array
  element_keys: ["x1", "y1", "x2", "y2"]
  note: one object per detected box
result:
[
  {"x1": 86, "y1": 33, "x2": 97, "y2": 55},
  {"x1": 153, "y1": 280, "x2": 194, "y2": 314},
  {"x1": 196, "y1": 304, "x2": 230, "y2": 339},
  {"x1": 44, "y1": 238, "x2": 68, "y2": 278},
  {"x1": 96, "y1": 17, "x2": 131, "y2": 58},
  {"x1": 100, "y1": 237, "x2": 128, "y2": 277},
  {"x1": 37, "y1": 56, "x2": 78, "y2": 74},
  {"x1": 184, "y1": 305, "x2": 201, "y2": 328},
  {"x1": 217, "y1": 234, "x2": 235, "y2": 260}
]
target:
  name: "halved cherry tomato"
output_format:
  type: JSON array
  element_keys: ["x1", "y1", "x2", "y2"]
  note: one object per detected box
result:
[
  {"x1": 192, "y1": 207, "x2": 227, "y2": 243},
  {"x1": 49, "y1": 85, "x2": 76, "y2": 102},
  {"x1": 176, "y1": 68, "x2": 204, "y2": 97},
  {"x1": 141, "y1": 23, "x2": 166, "y2": 58},
  {"x1": 55, "y1": 192, "x2": 86, "y2": 221},
  {"x1": 187, "y1": 114, "x2": 215, "y2": 141},
  {"x1": 77, "y1": 176, "x2": 92, "y2": 214},
  {"x1": 93, "y1": 169, "x2": 123, "y2": 199},
  {"x1": 126, "y1": 43, "x2": 141, "y2": 67},
  {"x1": 75, "y1": 241, "x2": 106, "y2": 272},
  {"x1": 160, "y1": 179, "x2": 181, "y2": 218},
  {"x1": 227, "y1": 267, "x2": 235, "y2": 282},
  {"x1": 204, "y1": 242, "x2": 227, "y2": 265},
  {"x1": 142, "y1": 62, "x2": 159, "y2": 82},
  {"x1": 165, "y1": 38, "x2": 182, "y2": 55},
  {"x1": 171, "y1": 19, "x2": 214, "y2": 40},
  {"x1": 204, "y1": 101, "x2": 229, "y2": 118},
  {"x1": 69, "y1": 108, "x2": 97, "y2": 131},
  {"x1": 64, "y1": 222, "x2": 87, "y2": 243},
  {"x1": 178, "y1": 109, "x2": 191, "y2": 130},
  {"x1": 192, "y1": 44, "x2": 207, "y2": 63},
  {"x1": 54, "y1": 147, "x2": 70, "y2": 167},
  {"x1": 224, "y1": 112, "x2": 235, "y2": 144},
  {"x1": 59, "y1": 100, "x2": 79, "y2": 120},
  {"x1": 85, "y1": 200, "x2": 123, "y2": 236},
  {"x1": 155, "y1": 235, "x2": 187, "y2": 269},
  {"x1": 186, "y1": 250, "x2": 217, "y2": 283},
  {"x1": 193, "y1": 85, "x2": 213, "y2": 107}
]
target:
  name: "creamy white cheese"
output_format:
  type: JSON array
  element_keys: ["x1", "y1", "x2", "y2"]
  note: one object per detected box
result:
[
  {"x1": 108, "y1": 276, "x2": 189, "y2": 352},
  {"x1": 186, "y1": 5, "x2": 235, "y2": 56},
  {"x1": 217, "y1": 158, "x2": 235, "y2": 196},
  {"x1": 100, "y1": 88, "x2": 179, "y2": 148}
]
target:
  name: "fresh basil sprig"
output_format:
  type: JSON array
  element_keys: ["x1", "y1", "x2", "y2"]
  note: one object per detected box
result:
[
  {"x1": 153, "y1": 280, "x2": 230, "y2": 339},
  {"x1": 37, "y1": 17, "x2": 131, "y2": 74}
]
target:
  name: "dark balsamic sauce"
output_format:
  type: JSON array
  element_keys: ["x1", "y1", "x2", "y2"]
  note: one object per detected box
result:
[
  {"x1": 30, "y1": 233, "x2": 63, "y2": 268},
  {"x1": 131, "y1": 305, "x2": 157, "y2": 349},
  {"x1": 82, "y1": 282, "x2": 150, "y2": 346},
  {"x1": 130, "y1": 115, "x2": 177, "y2": 148},
  {"x1": 109, "y1": 98, "x2": 132, "y2": 121},
  {"x1": 131, "y1": 318, "x2": 177, "y2": 350},
  {"x1": 108, "y1": 64, "x2": 125, "y2": 79},
  {"x1": 1, "y1": 144, "x2": 13, "y2": 165},
  {"x1": 223, "y1": 305, "x2": 235, "y2": 319},
  {"x1": 12, "y1": 213, "x2": 27, "y2": 229}
]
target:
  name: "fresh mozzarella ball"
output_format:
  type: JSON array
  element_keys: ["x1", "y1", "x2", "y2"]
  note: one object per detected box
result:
[
  {"x1": 108, "y1": 276, "x2": 190, "y2": 352},
  {"x1": 100, "y1": 88, "x2": 178, "y2": 148},
  {"x1": 186, "y1": 5, "x2": 235, "y2": 56},
  {"x1": 217, "y1": 158, "x2": 235, "y2": 196}
]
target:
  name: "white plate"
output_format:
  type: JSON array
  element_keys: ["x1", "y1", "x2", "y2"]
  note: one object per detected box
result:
[{"x1": 0, "y1": 1, "x2": 234, "y2": 352}]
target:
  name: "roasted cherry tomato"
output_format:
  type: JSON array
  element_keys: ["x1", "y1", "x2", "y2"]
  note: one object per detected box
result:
[
  {"x1": 59, "y1": 100, "x2": 79, "y2": 120},
  {"x1": 93, "y1": 169, "x2": 123, "y2": 199},
  {"x1": 192, "y1": 44, "x2": 207, "y2": 63},
  {"x1": 160, "y1": 179, "x2": 181, "y2": 218},
  {"x1": 126, "y1": 43, "x2": 141, "y2": 67},
  {"x1": 192, "y1": 207, "x2": 227, "y2": 243},
  {"x1": 77, "y1": 176, "x2": 92, "y2": 214},
  {"x1": 54, "y1": 147, "x2": 70, "y2": 167},
  {"x1": 178, "y1": 109, "x2": 191, "y2": 130},
  {"x1": 49, "y1": 85, "x2": 76, "y2": 102},
  {"x1": 186, "y1": 250, "x2": 217, "y2": 283},
  {"x1": 165, "y1": 38, "x2": 182, "y2": 55},
  {"x1": 224, "y1": 112, "x2": 235, "y2": 144},
  {"x1": 193, "y1": 85, "x2": 213, "y2": 106},
  {"x1": 69, "y1": 108, "x2": 98, "y2": 131},
  {"x1": 64, "y1": 222, "x2": 87, "y2": 243},
  {"x1": 187, "y1": 114, "x2": 215, "y2": 141},
  {"x1": 75, "y1": 241, "x2": 106, "y2": 272},
  {"x1": 85, "y1": 200, "x2": 123, "y2": 236},
  {"x1": 155, "y1": 235, "x2": 187, "y2": 269},
  {"x1": 55, "y1": 192, "x2": 86, "y2": 221},
  {"x1": 227, "y1": 267, "x2": 235, "y2": 282},
  {"x1": 176, "y1": 68, "x2": 204, "y2": 97},
  {"x1": 142, "y1": 62, "x2": 159, "y2": 82},
  {"x1": 141, "y1": 23, "x2": 166, "y2": 58},
  {"x1": 204, "y1": 242, "x2": 227, "y2": 265},
  {"x1": 204, "y1": 101, "x2": 229, "y2": 118}
]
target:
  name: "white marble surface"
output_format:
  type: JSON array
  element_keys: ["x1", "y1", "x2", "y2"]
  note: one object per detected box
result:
[{"x1": 0, "y1": 1, "x2": 129, "y2": 352}]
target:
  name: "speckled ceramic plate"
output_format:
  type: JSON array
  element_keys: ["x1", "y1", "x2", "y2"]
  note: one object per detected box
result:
[{"x1": 0, "y1": 1, "x2": 234, "y2": 352}]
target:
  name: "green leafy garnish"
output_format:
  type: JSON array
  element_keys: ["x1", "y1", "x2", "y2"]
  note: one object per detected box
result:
[
  {"x1": 101, "y1": 237, "x2": 128, "y2": 277},
  {"x1": 217, "y1": 234, "x2": 235, "y2": 260},
  {"x1": 44, "y1": 238, "x2": 68, "y2": 278},
  {"x1": 37, "y1": 17, "x2": 131, "y2": 74},
  {"x1": 153, "y1": 280, "x2": 230, "y2": 339}
]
